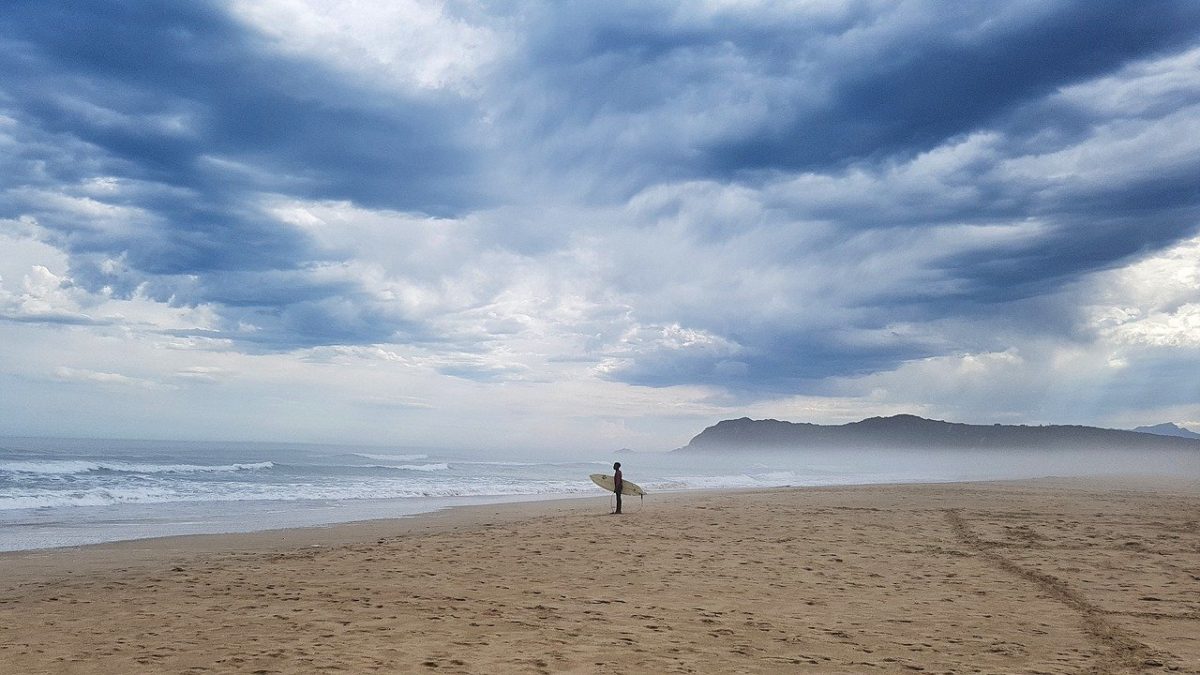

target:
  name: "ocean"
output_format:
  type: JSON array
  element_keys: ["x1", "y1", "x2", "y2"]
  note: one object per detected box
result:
[{"x1": 3, "y1": 436, "x2": 1197, "y2": 552}]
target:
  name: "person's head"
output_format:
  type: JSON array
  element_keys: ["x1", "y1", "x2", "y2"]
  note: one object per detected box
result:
[{"x1": 613, "y1": 462, "x2": 621, "y2": 470}]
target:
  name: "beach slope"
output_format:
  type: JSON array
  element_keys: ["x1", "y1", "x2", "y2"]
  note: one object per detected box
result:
[{"x1": 2, "y1": 479, "x2": 1198, "y2": 673}]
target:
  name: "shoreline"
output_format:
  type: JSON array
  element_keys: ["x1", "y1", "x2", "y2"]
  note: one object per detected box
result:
[
  {"x1": 1, "y1": 474, "x2": 1192, "y2": 565},
  {"x1": 5, "y1": 472, "x2": 1183, "y2": 559},
  {"x1": 0, "y1": 489, "x2": 615, "y2": 581},
  {"x1": 3, "y1": 477, "x2": 1197, "y2": 672}
]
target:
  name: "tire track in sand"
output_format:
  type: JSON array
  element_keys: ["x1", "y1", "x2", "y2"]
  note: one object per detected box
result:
[{"x1": 944, "y1": 509, "x2": 1171, "y2": 674}]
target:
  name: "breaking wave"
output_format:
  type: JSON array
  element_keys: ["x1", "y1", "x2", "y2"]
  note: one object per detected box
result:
[
  {"x1": 352, "y1": 453, "x2": 429, "y2": 462},
  {"x1": 0, "y1": 460, "x2": 275, "y2": 476},
  {"x1": 0, "y1": 478, "x2": 595, "y2": 510},
  {"x1": 360, "y1": 463, "x2": 450, "y2": 472}
]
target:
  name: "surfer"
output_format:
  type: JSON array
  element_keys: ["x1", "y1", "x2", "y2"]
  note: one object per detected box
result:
[{"x1": 613, "y1": 462, "x2": 623, "y2": 514}]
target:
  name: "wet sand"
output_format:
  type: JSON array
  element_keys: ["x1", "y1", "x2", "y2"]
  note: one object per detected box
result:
[{"x1": 1, "y1": 478, "x2": 1198, "y2": 673}]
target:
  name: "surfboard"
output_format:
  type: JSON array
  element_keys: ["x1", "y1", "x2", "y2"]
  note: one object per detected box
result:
[{"x1": 590, "y1": 473, "x2": 646, "y2": 496}]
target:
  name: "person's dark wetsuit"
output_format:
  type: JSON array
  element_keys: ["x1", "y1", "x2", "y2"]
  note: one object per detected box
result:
[{"x1": 613, "y1": 462, "x2": 623, "y2": 514}]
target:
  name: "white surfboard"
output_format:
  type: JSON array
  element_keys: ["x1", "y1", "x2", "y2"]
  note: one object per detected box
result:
[{"x1": 590, "y1": 473, "x2": 646, "y2": 496}]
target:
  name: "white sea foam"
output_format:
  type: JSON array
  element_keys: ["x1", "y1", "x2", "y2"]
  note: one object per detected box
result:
[
  {"x1": 360, "y1": 463, "x2": 450, "y2": 472},
  {"x1": 0, "y1": 486, "x2": 180, "y2": 510},
  {"x1": 352, "y1": 453, "x2": 429, "y2": 462},
  {"x1": 454, "y1": 460, "x2": 610, "y2": 467},
  {"x1": 656, "y1": 471, "x2": 806, "y2": 490},
  {"x1": 0, "y1": 477, "x2": 595, "y2": 510},
  {"x1": 0, "y1": 460, "x2": 275, "y2": 475},
  {"x1": 452, "y1": 460, "x2": 540, "y2": 466}
]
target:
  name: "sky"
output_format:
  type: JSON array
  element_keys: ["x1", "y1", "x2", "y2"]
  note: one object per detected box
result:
[{"x1": 2, "y1": 0, "x2": 1200, "y2": 452}]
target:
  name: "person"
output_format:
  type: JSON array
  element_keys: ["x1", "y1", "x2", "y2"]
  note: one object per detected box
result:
[{"x1": 612, "y1": 461, "x2": 623, "y2": 514}]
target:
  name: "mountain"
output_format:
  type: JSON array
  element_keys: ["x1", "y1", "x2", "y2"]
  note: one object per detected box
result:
[
  {"x1": 1132, "y1": 423, "x2": 1200, "y2": 440},
  {"x1": 677, "y1": 414, "x2": 1200, "y2": 452}
]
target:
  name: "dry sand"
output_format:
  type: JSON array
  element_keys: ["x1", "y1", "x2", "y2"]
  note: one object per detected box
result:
[{"x1": 1, "y1": 478, "x2": 1198, "y2": 674}]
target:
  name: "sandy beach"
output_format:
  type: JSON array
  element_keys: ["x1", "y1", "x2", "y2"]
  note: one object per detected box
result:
[{"x1": 1, "y1": 479, "x2": 1198, "y2": 674}]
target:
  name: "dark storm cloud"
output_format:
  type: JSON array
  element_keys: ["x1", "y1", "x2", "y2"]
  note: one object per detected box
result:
[
  {"x1": 0, "y1": 0, "x2": 479, "y2": 213},
  {"x1": 0, "y1": 0, "x2": 481, "y2": 348},
  {"x1": 508, "y1": 1, "x2": 1200, "y2": 393},
  {"x1": 709, "y1": 1, "x2": 1200, "y2": 173},
  {"x1": 610, "y1": 329, "x2": 932, "y2": 393},
  {"x1": 501, "y1": 1, "x2": 1200, "y2": 351},
  {"x1": 504, "y1": 1, "x2": 1200, "y2": 183}
]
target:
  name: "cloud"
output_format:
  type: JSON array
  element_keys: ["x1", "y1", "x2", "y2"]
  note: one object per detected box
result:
[
  {"x1": 2, "y1": 1, "x2": 1200, "y2": 445},
  {"x1": 226, "y1": 0, "x2": 505, "y2": 93},
  {"x1": 708, "y1": 2, "x2": 1200, "y2": 173},
  {"x1": 492, "y1": 2, "x2": 1200, "y2": 191},
  {"x1": 559, "y1": 28, "x2": 1200, "y2": 392},
  {"x1": 0, "y1": 224, "x2": 225, "y2": 338},
  {"x1": 171, "y1": 366, "x2": 234, "y2": 384},
  {"x1": 595, "y1": 322, "x2": 745, "y2": 386},
  {"x1": 1, "y1": 1, "x2": 483, "y2": 211},
  {"x1": 1089, "y1": 234, "x2": 1200, "y2": 348},
  {"x1": 53, "y1": 365, "x2": 171, "y2": 390},
  {"x1": 0, "y1": 264, "x2": 105, "y2": 325},
  {"x1": 0, "y1": 0, "x2": 486, "y2": 349}
]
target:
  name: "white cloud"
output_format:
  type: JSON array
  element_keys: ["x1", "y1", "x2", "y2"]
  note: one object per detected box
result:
[
  {"x1": 226, "y1": 0, "x2": 504, "y2": 93},
  {"x1": 0, "y1": 225, "x2": 221, "y2": 333},
  {"x1": 53, "y1": 366, "x2": 172, "y2": 390},
  {"x1": 171, "y1": 366, "x2": 235, "y2": 384},
  {"x1": 1057, "y1": 45, "x2": 1200, "y2": 119},
  {"x1": 1108, "y1": 305, "x2": 1200, "y2": 348},
  {"x1": 0, "y1": 264, "x2": 97, "y2": 323},
  {"x1": 7, "y1": 187, "x2": 154, "y2": 241},
  {"x1": 1089, "y1": 234, "x2": 1200, "y2": 348},
  {"x1": 795, "y1": 235, "x2": 1200, "y2": 429}
]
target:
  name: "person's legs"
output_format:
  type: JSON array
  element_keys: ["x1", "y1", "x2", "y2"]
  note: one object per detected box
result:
[{"x1": 615, "y1": 490, "x2": 622, "y2": 514}]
